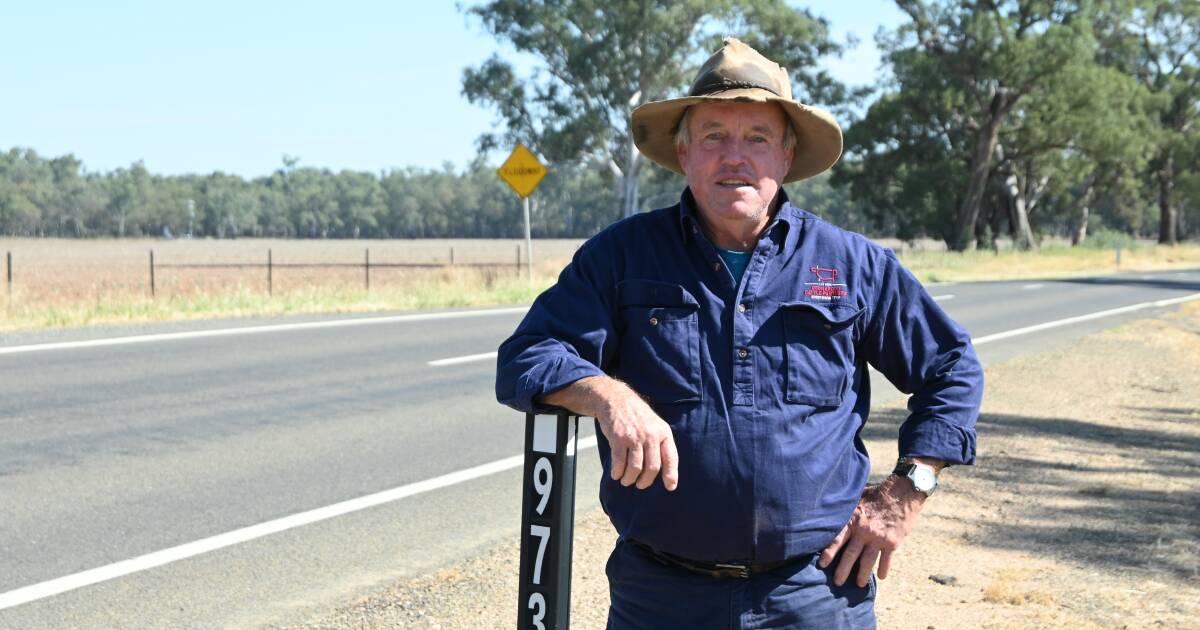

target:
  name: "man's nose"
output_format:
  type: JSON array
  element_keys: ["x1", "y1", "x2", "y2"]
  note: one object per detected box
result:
[{"x1": 720, "y1": 141, "x2": 748, "y2": 166}]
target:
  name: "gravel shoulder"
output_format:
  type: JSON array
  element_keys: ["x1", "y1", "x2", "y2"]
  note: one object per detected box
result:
[{"x1": 281, "y1": 303, "x2": 1200, "y2": 629}]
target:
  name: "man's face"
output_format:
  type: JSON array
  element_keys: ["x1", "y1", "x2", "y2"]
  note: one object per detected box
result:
[{"x1": 676, "y1": 101, "x2": 794, "y2": 228}]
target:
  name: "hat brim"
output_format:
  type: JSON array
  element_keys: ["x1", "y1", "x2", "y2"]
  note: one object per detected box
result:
[{"x1": 631, "y1": 88, "x2": 843, "y2": 184}]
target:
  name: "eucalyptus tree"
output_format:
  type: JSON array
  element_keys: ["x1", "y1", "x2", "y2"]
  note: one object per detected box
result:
[
  {"x1": 839, "y1": 0, "x2": 1149, "y2": 250},
  {"x1": 200, "y1": 173, "x2": 261, "y2": 238},
  {"x1": 461, "y1": 0, "x2": 854, "y2": 221},
  {"x1": 1098, "y1": 1, "x2": 1199, "y2": 244}
]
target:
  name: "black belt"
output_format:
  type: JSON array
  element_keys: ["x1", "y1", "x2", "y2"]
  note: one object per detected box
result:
[{"x1": 628, "y1": 540, "x2": 811, "y2": 579}]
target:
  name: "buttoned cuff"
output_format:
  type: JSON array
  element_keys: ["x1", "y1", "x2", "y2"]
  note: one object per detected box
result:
[{"x1": 898, "y1": 417, "x2": 977, "y2": 466}]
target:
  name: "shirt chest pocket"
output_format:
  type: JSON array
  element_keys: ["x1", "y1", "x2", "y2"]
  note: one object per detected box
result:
[
  {"x1": 616, "y1": 280, "x2": 702, "y2": 405},
  {"x1": 780, "y1": 302, "x2": 865, "y2": 407}
]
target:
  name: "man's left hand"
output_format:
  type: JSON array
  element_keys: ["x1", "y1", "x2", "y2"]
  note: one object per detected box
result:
[{"x1": 817, "y1": 472, "x2": 930, "y2": 588}]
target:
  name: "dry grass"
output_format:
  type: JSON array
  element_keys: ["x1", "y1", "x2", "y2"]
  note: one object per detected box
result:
[
  {"x1": 899, "y1": 242, "x2": 1200, "y2": 283},
  {"x1": 2, "y1": 237, "x2": 1198, "y2": 331},
  {"x1": 0, "y1": 238, "x2": 580, "y2": 331},
  {"x1": 982, "y1": 570, "x2": 1057, "y2": 606}
]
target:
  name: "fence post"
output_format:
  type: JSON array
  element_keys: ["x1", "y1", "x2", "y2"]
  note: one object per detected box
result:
[
  {"x1": 365, "y1": 248, "x2": 370, "y2": 291},
  {"x1": 517, "y1": 245, "x2": 521, "y2": 272},
  {"x1": 149, "y1": 250, "x2": 155, "y2": 298},
  {"x1": 6, "y1": 251, "x2": 11, "y2": 299},
  {"x1": 268, "y1": 249, "x2": 273, "y2": 296},
  {"x1": 450, "y1": 246, "x2": 455, "y2": 266},
  {"x1": 517, "y1": 412, "x2": 579, "y2": 630}
]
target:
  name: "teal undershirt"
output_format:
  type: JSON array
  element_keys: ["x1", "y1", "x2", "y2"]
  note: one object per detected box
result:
[{"x1": 718, "y1": 248, "x2": 752, "y2": 284}]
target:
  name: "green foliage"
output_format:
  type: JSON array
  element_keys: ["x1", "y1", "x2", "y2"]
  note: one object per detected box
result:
[
  {"x1": 0, "y1": 149, "x2": 662, "y2": 239},
  {"x1": 1079, "y1": 227, "x2": 1136, "y2": 250},
  {"x1": 460, "y1": 0, "x2": 855, "y2": 218},
  {"x1": 837, "y1": 0, "x2": 1175, "y2": 249}
]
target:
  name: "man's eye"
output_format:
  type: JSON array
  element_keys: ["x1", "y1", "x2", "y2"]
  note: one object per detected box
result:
[
  {"x1": 705, "y1": 132, "x2": 724, "y2": 141},
  {"x1": 750, "y1": 136, "x2": 768, "y2": 143}
]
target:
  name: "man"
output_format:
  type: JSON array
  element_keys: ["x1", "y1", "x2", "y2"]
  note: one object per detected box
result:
[{"x1": 496, "y1": 38, "x2": 982, "y2": 629}]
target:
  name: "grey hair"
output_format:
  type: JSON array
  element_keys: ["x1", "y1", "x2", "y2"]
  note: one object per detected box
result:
[{"x1": 673, "y1": 105, "x2": 797, "y2": 153}]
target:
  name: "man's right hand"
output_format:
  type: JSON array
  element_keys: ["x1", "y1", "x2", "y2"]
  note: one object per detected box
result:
[{"x1": 539, "y1": 376, "x2": 679, "y2": 491}]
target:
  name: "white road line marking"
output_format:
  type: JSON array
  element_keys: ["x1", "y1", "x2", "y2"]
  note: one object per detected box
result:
[
  {"x1": 0, "y1": 307, "x2": 530, "y2": 356},
  {"x1": 932, "y1": 294, "x2": 955, "y2": 301},
  {"x1": 1022, "y1": 283, "x2": 1044, "y2": 290},
  {"x1": 0, "y1": 434, "x2": 599, "y2": 610},
  {"x1": 428, "y1": 351, "x2": 498, "y2": 367},
  {"x1": 973, "y1": 292, "x2": 1200, "y2": 345}
]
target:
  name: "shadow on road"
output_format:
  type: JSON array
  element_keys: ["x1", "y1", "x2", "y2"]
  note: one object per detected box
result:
[{"x1": 863, "y1": 406, "x2": 1200, "y2": 580}]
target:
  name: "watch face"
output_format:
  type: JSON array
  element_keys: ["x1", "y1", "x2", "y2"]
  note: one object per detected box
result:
[{"x1": 911, "y1": 467, "x2": 938, "y2": 492}]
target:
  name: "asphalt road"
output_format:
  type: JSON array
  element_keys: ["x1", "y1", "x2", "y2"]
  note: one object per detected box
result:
[{"x1": 1, "y1": 268, "x2": 1198, "y2": 628}]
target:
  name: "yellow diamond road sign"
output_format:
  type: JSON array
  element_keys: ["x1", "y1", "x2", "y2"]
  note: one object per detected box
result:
[{"x1": 497, "y1": 144, "x2": 548, "y2": 198}]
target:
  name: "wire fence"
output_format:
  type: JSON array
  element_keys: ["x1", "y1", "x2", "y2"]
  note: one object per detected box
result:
[{"x1": 5, "y1": 246, "x2": 527, "y2": 299}]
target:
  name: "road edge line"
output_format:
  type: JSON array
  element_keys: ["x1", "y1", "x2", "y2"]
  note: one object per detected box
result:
[
  {"x1": 973, "y1": 292, "x2": 1200, "y2": 345},
  {"x1": 0, "y1": 307, "x2": 530, "y2": 356}
]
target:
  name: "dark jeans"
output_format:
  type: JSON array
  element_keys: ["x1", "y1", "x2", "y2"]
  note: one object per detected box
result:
[{"x1": 606, "y1": 539, "x2": 876, "y2": 629}]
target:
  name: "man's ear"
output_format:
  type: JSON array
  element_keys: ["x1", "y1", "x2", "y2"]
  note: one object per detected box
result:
[{"x1": 676, "y1": 141, "x2": 689, "y2": 174}]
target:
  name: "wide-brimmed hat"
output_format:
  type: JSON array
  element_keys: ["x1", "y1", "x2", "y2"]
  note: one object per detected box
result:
[{"x1": 631, "y1": 38, "x2": 842, "y2": 184}]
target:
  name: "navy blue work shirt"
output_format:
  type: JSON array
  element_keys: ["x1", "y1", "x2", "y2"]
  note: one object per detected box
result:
[{"x1": 496, "y1": 188, "x2": 983, "y2": 564}]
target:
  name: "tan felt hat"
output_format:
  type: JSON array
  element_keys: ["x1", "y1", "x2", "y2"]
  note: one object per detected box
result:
[{"x1": 631, "y1": 38, "x2": 843, "y2": 184}]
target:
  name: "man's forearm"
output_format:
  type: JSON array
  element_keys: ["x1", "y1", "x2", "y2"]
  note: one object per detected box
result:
[{"x1": 538, "y1": 375, "x2": 634, "y2": 420}]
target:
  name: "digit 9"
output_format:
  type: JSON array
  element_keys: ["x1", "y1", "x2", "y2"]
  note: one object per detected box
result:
[{"x1": 533, "y1": 456, "x2": 553, "y2": 515}]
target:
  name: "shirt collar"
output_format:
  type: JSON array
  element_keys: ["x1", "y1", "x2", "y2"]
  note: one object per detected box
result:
[{"x1": 676, "y1": 187, "x2": 800, "y2": 243}]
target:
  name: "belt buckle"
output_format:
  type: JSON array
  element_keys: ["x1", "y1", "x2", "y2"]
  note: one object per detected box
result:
[{"x1": 713, "y1": 562, "x2": 750, "y2": 579}]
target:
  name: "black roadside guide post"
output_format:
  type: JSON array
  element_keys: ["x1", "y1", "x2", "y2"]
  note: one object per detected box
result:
[{"x1": 517, "y1": 412, "x2": 580, "y2": 630}]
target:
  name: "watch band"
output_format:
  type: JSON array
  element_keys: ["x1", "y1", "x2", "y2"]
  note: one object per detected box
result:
[{"x1": 892, "y1": 461, "x2": 939, "y2": 496}]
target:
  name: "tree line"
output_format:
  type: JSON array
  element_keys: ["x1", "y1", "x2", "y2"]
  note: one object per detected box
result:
[
  {"x1": 2, "y1": 1, "x2": 1196, "y2": 247},
  {"x1": 0, "y1": 151, "x2": 625, "y2": 239},
  {"x1": 0, "y1": 148, "x2": 863, "y2": 240}
]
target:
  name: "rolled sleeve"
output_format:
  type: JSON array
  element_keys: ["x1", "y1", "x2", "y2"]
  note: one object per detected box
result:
[
  {"x1": 495, "y1": 234, "x2": 618, "y2": 414},
  {"x1": 500, "y1": 342, "x2": 607, "y2": 413},
  {"x1": 861, "y1": 249, "x2": 983, "y2": 465}
]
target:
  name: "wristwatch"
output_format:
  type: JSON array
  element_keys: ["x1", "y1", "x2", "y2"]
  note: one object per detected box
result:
[{"x1": 892, "y1": 459, "x2": 939, "y2": 497}]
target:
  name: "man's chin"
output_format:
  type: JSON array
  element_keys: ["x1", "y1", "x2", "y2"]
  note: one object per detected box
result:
[{"x1": 714, "y1": 200, "x2": 768, "y2": 221}]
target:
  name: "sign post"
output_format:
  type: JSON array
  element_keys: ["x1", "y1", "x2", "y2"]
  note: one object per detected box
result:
[
  {"x1": 517, "y1": 412, "x2": 579, "y2": 630},
  {"x1": 497, "y1": 144, "x2": 548, "y2": 285}
]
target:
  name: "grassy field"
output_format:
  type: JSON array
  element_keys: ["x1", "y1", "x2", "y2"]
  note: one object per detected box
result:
[
  {"x1": 0, "y1": 238, "x2": 581, "y2": 331},
  {"x1": 1, "y1": 237, "x2": 1198, "y2": 331}
]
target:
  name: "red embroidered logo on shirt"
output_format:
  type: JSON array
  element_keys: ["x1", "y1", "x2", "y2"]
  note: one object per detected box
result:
[{"x1": 804, "y1": 266, "x2": 849, "y2": 301}]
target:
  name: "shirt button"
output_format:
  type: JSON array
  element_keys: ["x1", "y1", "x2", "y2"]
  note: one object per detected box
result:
[
  {"x1": 738, "y1": 348, "x2": 748, "y2": 359},
  {"x1": 713, "y1": 262, "x2": 721, "y2": 272},
  {"x1": 692, "y1": 225, "x2": 699, "y2": 234},
  {"x1": 823, "y1": 323, "x2": 832, "y2": 330},
  {"x1": 738, "y1": 303, "x2": 747, "y2": 313},
  {"x1": 649, "y1": 316, "x2": 659, "y2": 326}
]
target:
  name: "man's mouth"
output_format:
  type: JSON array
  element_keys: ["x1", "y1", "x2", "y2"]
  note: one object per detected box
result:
[{"x1": 717, "y1": 178, "x2": 753, "y2": 188}]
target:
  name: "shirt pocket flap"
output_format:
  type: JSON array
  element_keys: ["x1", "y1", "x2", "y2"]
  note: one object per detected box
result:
[
  {"x1": 617, "y1": 279, "x2": 700, "y2": 309},
  {"x1": 780, "y1": 301, "x2": 865, "y2": 329}
]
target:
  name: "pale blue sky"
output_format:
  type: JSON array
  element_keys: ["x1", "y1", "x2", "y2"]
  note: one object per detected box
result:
[{"x1": 0, "y1": 1, "x2": 905, "y2": 178}]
